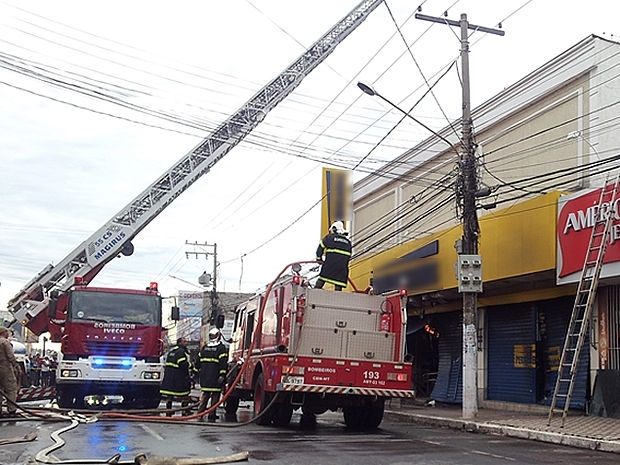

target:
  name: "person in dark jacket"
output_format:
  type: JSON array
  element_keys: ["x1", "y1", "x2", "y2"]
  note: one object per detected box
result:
[
  {"x1": 195, "y1": 328, "x2": 228, "y2": 421},
  {"x1": 160, "y1": 337, "x2": 192, "y2": 415},
  {"x1": 315, "y1": 220, "x2": 352, "y2": 291}
]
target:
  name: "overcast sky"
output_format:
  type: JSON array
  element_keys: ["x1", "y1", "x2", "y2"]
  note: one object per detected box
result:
[{"x1": 1, "y1": 0, "x2": 619, "y2": 313}]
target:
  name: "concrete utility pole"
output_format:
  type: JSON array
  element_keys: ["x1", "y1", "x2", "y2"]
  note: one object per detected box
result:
[
  {"x1": 186, "y1": 241, "x2": 219, "y2": 326},
  {"x1": 416, "y1": 12, "x2": 503, "y2": 419}
]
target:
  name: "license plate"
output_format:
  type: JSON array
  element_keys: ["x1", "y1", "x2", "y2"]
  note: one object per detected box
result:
[{"x1": 282, "y1": 375, "x2": 304, "y2": 385}]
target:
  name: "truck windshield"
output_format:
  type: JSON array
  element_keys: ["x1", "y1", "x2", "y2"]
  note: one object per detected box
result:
[{"x1": 68, "y1": 291, "x2": 161, "y2": 326}]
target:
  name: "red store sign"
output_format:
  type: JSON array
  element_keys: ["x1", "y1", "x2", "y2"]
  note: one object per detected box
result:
[{"x1": 557, "y1": 184, "x2": 620, "y2": 279}]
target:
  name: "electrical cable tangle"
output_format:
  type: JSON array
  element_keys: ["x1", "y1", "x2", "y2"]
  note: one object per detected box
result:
[
  {"x1": 384, "y1": 0, "x2": 462, "y2": 142},
  {"x1": 4, "y1": 0, "x2": 620, "y2": 290},
  {"x1": 350, "y1": 154, "x2": 620, "y2": 266},
  {"x1": 235, "y1": 6, "x2": 620, "y2": 274}
]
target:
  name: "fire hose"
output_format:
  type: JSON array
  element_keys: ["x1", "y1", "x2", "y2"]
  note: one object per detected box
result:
[
  {"x1": 102, "y1": 261, "x2": 317, "y2": 426},
  {"x1": 0, "y1": 262, "x2": 318, "y2": 463}
]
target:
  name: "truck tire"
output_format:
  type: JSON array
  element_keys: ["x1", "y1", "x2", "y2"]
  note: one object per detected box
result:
[
  {"x1": 57, "y1": 386, "x2": 84, "y2": 410},
  {"x1": 344, "y1": 399, "x2": 384, "y2": 431},
  {"x1": 363, "y1": 399, "x2": 385, "y2": 430},
  {"x1": 253, "y1": 373, "x2": 273, "y2": 425},
  {"x1": 343, "y1": 406, "x2": 365, "y2": 430},
  {"x1": 272, "y1": 403, "x2": 293, "y2": 427}
]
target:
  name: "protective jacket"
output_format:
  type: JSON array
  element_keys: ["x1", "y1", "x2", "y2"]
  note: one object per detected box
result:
[
  {"x1": 195, "y1": 342, "x2": 228, "y2": 392},
  {"x1": 0, "y1": 334, "x2": 19, "y2": 414},
  {"x1": 160, "y1": 344, "x2": 192, "y2": 397},
  {"x1": 316, "y1": 232, "x2": 352, "y2": 288}
]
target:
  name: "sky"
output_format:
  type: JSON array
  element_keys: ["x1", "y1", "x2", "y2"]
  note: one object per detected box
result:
[{"x1": 1, "y1": 0, "x2": 620, "y2": 318}]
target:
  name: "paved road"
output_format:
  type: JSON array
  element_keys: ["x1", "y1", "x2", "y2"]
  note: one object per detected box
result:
[{"x1": 2, "y1": 407, "x2": 619, "y2": 465}]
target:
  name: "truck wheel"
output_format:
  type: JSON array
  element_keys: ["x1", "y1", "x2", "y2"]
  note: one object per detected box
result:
[
  {"x1": 253, "y1": 373, "x2": 273, "y2": 425},
  {"x1": 343, "y1": 400, "x2": 385, "y2": 431},
  {"x1": 144, "y1": 393, "x2": 162, "y2": 409},
  {"x1": 363, "y1": 399, "x2": 385, "y2": 430},
  {"x1": 343, "y1": 407, "x2": 365, "y2": 431},
  {"x1": 272, "y1": 403, "x2": 293, "y2": 427},
  {"x1": 57, "y1": 387, "x2": 84, "y2": 409}
]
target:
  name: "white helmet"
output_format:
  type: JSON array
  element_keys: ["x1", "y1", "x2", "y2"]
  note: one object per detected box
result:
[
  {"x1": 208, "y1": 328, "x2": 221, "y2": 339},
  {"x1": 330, "y1": 221, "x2": 345, "y2": 234}
]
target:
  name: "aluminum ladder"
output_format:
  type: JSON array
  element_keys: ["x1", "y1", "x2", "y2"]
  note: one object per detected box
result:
[{"x1": 547, "y1": 173, "x2": 620, "y2": 427}]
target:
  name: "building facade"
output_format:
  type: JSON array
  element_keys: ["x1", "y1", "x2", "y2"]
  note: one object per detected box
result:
[{"x1": 350, "y1": 35, "x2": 620, "y2": 416}]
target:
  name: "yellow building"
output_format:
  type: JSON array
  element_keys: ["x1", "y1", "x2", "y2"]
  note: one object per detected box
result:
[{"x1": 350, "y1": 36, "x2": 620, "y2": 413}]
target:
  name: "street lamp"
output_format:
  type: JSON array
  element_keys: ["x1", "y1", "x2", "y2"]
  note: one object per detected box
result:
[
  {"x1": 357, "y1": 82, "x2": 459, "y2": 155},
  {"x1": 358, "y1": 75, "x2": 482, "y2": 418}
]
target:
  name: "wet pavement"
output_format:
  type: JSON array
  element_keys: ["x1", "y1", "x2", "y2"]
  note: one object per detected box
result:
[{"x1": 385, "y1": 399, "x2": 620, "y2": 454}]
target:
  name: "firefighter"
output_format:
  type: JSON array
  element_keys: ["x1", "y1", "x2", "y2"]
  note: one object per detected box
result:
[
  {"x1": 0, "y1": 326, "x2": 19, "y2": 418},
  {"x1": 195, "y1": 328, "x2": 228, "y2": 421},
  {"x1": 315, "y1": 220, "x2": 352, "y2": 291},
  {"x1": 160, "y1": 337, "x2": 193, "y2": 416}
]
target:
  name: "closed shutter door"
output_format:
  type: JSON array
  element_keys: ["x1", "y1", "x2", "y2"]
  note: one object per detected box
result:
[
  {"x1": 430, "y1": 312, "x2": 462, "y2": 404},
  {"x1": 488, "y1": 304, "x2": 537, "y2": 404},
  {"x1": 542, "y1": 297, "x2": 589, "y2": 409}
]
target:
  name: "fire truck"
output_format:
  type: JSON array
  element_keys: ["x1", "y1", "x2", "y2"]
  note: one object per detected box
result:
[
  {"x1": 47, "y1": 279, "x2": 167, "y2": 409},
  {"x1": 225, "y1": 262, "x2": 414, "y2": 430},
  {"x1": 6, "y1": 0, "x2": 384, "y2": 406}
]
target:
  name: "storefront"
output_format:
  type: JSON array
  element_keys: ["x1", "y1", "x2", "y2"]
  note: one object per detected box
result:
[
  {"x1": 558, "y1": 186, "x2": 620, "y2": 416},
  {"x1": 486, "y1": 297, "x2": 588, "y2": 408}
]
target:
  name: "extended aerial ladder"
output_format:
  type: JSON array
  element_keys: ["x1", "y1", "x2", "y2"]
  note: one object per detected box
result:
[
  {"x1": 548, "y1": 173, "x2": 620, "y2": 426},
  {"x1": 8, "y1": 0, "x2": 386, "y2": 335}
]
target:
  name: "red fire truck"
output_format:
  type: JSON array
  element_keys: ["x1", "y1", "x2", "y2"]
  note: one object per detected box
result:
[
  {"x1": 48, "y1": 279, "x2": 168, "y2": 409},
  {"x1": 225, "y1": 262, "x2": 414, "y2": 430}
]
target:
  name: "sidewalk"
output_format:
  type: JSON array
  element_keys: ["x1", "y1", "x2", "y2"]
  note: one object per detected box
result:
[{"x1": 385, "y1": 400, "x2": 620, "y2": 454}]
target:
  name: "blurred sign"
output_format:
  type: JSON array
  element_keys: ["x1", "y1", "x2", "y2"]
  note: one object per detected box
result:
[
  {"x1": 177, "y1": 317, "x2": 202, "y2": 342},
  {"x1": 321, "y1": 167, "x2": 351, "y2": 236},
  {"x1": 178, "y1": 290, "x2": 204, "y2": 319}
]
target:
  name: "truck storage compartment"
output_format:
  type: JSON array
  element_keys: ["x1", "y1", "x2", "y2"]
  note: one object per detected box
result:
[
  {"x1": 345, "y1": 330, "x2": 395, "y2": 361},
  {"x1": 304, "y1": 289, "x2": 384, "y2": 332},
  {"x1": 294, "y1": 326, "x2": 344, "y2": 358}
]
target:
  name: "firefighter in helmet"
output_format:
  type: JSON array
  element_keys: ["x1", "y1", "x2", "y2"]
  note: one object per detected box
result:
[
  {"x1": 315, "y1": 220, "x2": 352, "y2": 291},
  {"x1": 195, "y1": 328, "x2": 228, "y2": 421},
  {"x1": 160, "y1": 337, "x2": 193, "y2": 416}
]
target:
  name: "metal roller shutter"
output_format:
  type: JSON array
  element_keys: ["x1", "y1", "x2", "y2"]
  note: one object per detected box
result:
[
  {"x1": 542, "y1": 297, "x2": 589, "y2": 409},
  {"x1": 487, "y1": 305, "x2": 537, "y2": 404},
  {"x1": 430, "y1": 312, "x2": 462, "y2": 404}
]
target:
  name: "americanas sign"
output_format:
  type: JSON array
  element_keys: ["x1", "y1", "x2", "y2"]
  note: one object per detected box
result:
[{"x1": 557, "y1": 184, "x2": 620, "y2": 284}]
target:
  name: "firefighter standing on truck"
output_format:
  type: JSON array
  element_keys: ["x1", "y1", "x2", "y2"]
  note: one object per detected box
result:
[
  {"x1": 195, "y1": 328, "x2": 228, "y2": 422},
  {"x1": 315, "y1": 220, "x2": 352, "y2": 291},
  {"x1": 160, "y1": 337, "x2": 192, "y2": 416}
]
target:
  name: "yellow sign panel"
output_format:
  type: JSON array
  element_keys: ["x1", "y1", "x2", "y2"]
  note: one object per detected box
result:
[
  {"x1": 513, "y1": 344, "x2": 536, "y2": 368},
  {"x1": 546, "y1": 346, "x2": 561, "y2": 373}
]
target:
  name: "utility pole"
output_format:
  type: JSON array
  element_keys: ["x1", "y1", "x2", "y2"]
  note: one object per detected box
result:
[
  {"x1": 186, "y1": 241, "x2": 219, "y2": 326},
  {"x1": 416, "y1": 12, "x2": 503, "y2": 419}
]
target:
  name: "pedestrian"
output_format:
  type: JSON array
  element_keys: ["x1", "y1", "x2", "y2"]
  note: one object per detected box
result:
[
  {"x1": 40, "y1": 356, "x2": 51, "y2": 387},
  {"x1": 0, "y1": 326, "x2": 20, "y2": 417},
  {"x1": 30, "y1": 354, "x2": 40, "y2": 386},
  {"x1": 315, "y1": 220, "x2": 352, "y2": 291},
  {"x1": 160, "y1": 337, "x2": 193, "y2": 415},
  {"x1": 195, "y1": 328, "x2": 228, "y2": 422},
  {"x1": 49, "y1": 355, "x2": 57, "y2": 386}
]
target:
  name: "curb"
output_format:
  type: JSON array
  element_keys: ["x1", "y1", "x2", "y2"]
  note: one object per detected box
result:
[{"x1": 384, "y1": 410, "x2": 620, "y2": 454}]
